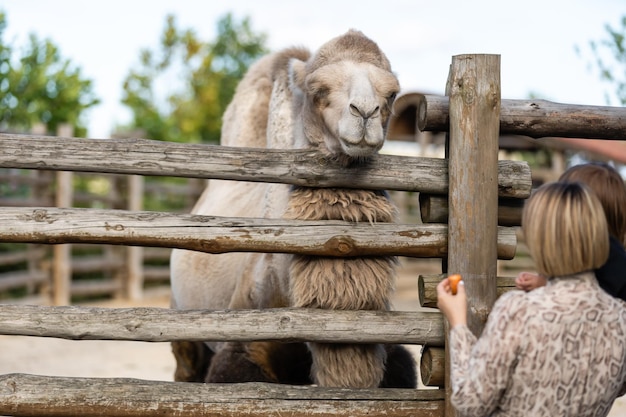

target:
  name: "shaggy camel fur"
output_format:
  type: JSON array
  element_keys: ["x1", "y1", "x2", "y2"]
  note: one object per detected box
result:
[{"x1": 170, "y1": 29, "x2": 416, "y2": 388}]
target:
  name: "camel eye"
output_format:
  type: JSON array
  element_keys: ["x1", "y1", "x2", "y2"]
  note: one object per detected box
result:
[
  {"x1": 384, "y1": 92, "x2": 398, "y2": 112},
  {"x1": 312, "y1": 87, "x2": 330, "y2": 107}
]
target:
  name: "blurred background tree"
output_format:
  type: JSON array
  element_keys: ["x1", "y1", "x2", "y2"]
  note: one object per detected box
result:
[
  {"x1": 587, "y1": 14, "x2": 626, "y2": 105},
  {"x1": 0, "y1": 11, "x2": 99, "y2": 137},
  {"x1": 121, "y1": 13, "x2": 268, "y2": 143}
]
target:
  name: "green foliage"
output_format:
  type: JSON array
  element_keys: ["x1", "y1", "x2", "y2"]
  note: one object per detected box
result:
[
  {"x1": 588, "y1": 15, "x2": 626, "y2": 105},
  {"x1": 0, "y1": 11, "x2": 99, "y2": 136},
  {"x1": 121, "y1": 13, "x2": 268, "y2": 143}
]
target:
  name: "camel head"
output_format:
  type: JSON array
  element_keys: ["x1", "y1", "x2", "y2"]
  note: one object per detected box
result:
[{"x1": 289, "y1": 30, "x2": 399, "y2": 164}]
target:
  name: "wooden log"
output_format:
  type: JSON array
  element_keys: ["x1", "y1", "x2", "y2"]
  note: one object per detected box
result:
[
  {"x1": 0, "y1": 173, "x2": 51, "y2": 186},
  {"x1": 70, "y1": 256, "x2": 124, "y2": 273},
  {"x1": 53, "y1": 178, "x2": 72, "y2": 305},
  {"x1": 0, "y1": 305, "x2": 445, "y2": 345},
  {"x1": 142, "y1": 266, "x2": 170, "y2": 282},
  {"x1": 0, "y1": 271, "x2": 48, "y2": 292},
  {"x1": 53, "y1": 128, "x2": 73, "y2": 306},
  {"x1": 0, "y1": 197, "x2": 52, "y2": 207},
  {"x1": 70, "y1": 280, "x2": 122, "y2": 297},
  {"x1": 0, "y1": 133, "x2": 531, "y2": 198},
  {"x1": 0, "y1": 248, "x2": 47, "y2": 266},
  {"x1": 419, "y1": 194, "x2": 524, "y2": 226},
  {"x1": 447, "y1": 54, "x2": 500, "y2": 333},
  {"x1": 420, "y1": 346, "x2": 445, "y2": 387},
  {"x1": 0, "y1": 374, "x2": 445, "y2": 417},
  {"x1": 126, "y1": 174, "x2": 144, "y2": 300},
  {"x1": 418, "y1": 274, "x2": 517, "y2": 308},
  {"x1": 445, "y1": 55, "x2": 501, "y2": 417},
  {"x1": 0, "y1": 207, "x2": 518, "y2": 259},
  {"x1": 417, "y1": 94, "x2": 626, "y2": 140}
]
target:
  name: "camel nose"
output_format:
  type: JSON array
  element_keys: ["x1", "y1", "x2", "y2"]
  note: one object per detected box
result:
[{"x1": 349, "y1": 103, "x2": 380, "y2": 120}]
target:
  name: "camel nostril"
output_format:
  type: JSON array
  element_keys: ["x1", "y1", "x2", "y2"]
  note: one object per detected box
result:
[{"x1": 349, "y1": 103, "x2": 379, "y2": 119}]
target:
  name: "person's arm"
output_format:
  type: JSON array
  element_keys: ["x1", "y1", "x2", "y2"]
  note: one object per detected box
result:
[
  {"x1": 438, "y1": 284, "x2": 525, "y2": 417},
  {"x1": 437, "y1": 277, "x2": 467, "y2": 328}
]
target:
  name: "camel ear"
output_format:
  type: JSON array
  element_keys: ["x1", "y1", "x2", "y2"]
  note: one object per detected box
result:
[{"x1": 288, "y1": 58, "x2": 307, "y2": 93}]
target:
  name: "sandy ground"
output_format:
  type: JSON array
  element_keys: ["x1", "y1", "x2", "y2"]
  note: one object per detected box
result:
[{"x1": 1, "y1": 258, "x2": 626, "y2": 415}]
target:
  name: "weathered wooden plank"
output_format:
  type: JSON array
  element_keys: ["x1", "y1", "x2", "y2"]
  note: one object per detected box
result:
[
  {"x1": 70, "y1": 280, "x2": 122, "y2": 297},
  {"x1": 0, "y1": 197, "x2": 51, "y2": 207},
  {"x1": 444, "y1": 54, "x2": 501, "y2": 417},
  {"x1": 0, "y1": 271, "x2": 48, "y2": 292},
  {"x1": 447, "y1": 54, "x2": 501, "y2": 333},
  {"x1": 417, "y1": 94, "x2": 626, "y2": 140},
  {"x1": 0, "y1": 133, "x2": 532, "y2": 198},
  {"x1": 0, "y1": 374, "x2": 445, "y2": 417},
  {"x1": 0, "y1": 305, "x2": 445, "y2": 345},
  {"x1": 0, "y1": 247, "x2": 47, "y2": 266},
  {"x1": 70, "y1": 255, "x2": 124, "y2": 273},
  {"x1": 420, "y1": 346, "x2": 445, "y2": 387},
  {"x1": 418, "y1": 274, "x2": 517, "y2": 308},
  {"x1": 0, "y1": 207, "x2": 518, "y2": 259},
  {"x1": 419, "y1": 194, "x2": 525, "y2": 226}
]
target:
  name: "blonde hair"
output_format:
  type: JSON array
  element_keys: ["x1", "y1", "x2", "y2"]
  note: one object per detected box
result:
[
  {"x1": 559, "y1": 163, "x2": 626, "y2": 245},
  {"x1": 522, "y1": 182, "x2": 609, "y2": 278}
]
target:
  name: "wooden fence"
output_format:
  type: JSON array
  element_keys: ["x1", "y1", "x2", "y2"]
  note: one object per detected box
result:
[
  {"x1": 0, "y1": 53, "x2": 624, "y2": 416},
  {"x1": 0, "y1": 123, "x2": 205, "y2": 304}
]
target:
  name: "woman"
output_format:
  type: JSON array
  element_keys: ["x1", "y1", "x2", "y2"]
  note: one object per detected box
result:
[
  {"x1": 516, "y1": 162, "x2": 626, "y2": 299},
  {"x1": 437, "y1": 181, "x2": 626, "y2": 416}
]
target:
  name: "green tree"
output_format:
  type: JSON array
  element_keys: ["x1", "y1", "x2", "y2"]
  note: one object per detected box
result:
[
  {"x1": 121, "y1": 13, "x2": 268, "y2": 143},
  {"x1": 0, "y1": 11, "x2": 99, "y2": 136},
  {"x1": 588, "y1": 15, "x2": 626, "y2": 105}
]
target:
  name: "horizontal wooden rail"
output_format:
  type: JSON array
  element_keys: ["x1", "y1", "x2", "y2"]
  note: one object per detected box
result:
[
  {"x1": 418, "y1": 274, "x2": 516, "y2": 308},
  {"x1": 0, "y1": 374, "x2": 445, "y2": 417},
  {"x1": 419, "y1": 194, "x2": 524, "y2": 226},
  {"x1": 0, "y1": 247, "x2": 47, "y2": 266},
  {"x1": 0, "y1": 305, "x2": 445, "y2": 345},
  {"x1": 420, "y1": 346, "x2": 445, "y2": 387},
  {"x1": 71, "y1": 280, "x2": 122, "y2": 297},
  {"x1": 0, "y1": 133, "x2": 532, "y2": 198},
  {"x1": 417, "y1": 94, "x2": 626, "y2": 139},
  {"x1": 0, "y1": 197, "x2": 51, "y2": 207},
  {"x1": 0, "y1": 207, "x2": 518, "y2": 259},
  {"x1": 0, "y1": 271, "x2": 48, "y2": 292}
]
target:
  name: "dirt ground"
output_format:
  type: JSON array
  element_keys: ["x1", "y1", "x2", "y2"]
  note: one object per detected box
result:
[{"x1": 2, "y1": 258, "x2": 626, "y2": 415}]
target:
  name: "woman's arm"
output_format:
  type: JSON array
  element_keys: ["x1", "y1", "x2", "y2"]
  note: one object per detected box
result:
[
  {"x1": 447, "y1": 292, "x2": 525, "y2": 416},
  {"x1": 437, "y1": 277, "x2": 467, "y2": 328}
]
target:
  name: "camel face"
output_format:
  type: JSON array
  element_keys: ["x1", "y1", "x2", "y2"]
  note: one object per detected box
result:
[
  {"x1": 308, "y1": 61, "x2": 399, "y2": 158},
  {"x1": 289, "y1": 30, "x2": 400, "y2": 162}
]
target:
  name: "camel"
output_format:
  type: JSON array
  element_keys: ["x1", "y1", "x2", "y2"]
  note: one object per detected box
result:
[{"x1": 169, "y1": 29, "x2": 416, "y2": 388}]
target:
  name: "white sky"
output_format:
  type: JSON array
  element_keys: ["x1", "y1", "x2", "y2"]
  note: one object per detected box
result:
[{"x1": 1, "y1": 0, "x2": 624, "y2": 138}]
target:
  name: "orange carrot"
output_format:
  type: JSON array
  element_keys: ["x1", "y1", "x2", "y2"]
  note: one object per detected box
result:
[{"x1": 449, "y1": 274, "x2": 462, "y2": 295}]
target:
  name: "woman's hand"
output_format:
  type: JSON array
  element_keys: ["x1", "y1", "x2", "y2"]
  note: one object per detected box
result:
[
  {"x1": 515, "y1": 272, "x2": 547, "y2": 292},
  {"x1": 437, "y1": 276, "x2": 467, "y2": 328}
]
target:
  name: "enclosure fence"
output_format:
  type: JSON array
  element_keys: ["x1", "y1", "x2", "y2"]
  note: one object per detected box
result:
[{"x1": 0, "y1": 54, "x2": 624, "y2": 417}]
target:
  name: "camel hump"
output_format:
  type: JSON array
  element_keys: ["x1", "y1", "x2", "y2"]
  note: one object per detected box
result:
[{"x1": 270, "y1": 46, "x2": 311, "y2": 81}]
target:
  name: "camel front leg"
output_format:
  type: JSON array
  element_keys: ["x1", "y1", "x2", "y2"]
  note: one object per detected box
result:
[{"x1": 171, "y1": 341, "x2": 213, "y2": 382}]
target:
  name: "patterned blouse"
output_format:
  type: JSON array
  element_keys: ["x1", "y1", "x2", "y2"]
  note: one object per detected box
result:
[{"x1": 449, "y1": 272, "x2": 626, "y2": 416}]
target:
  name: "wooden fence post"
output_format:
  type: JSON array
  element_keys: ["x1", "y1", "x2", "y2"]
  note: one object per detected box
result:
[
  {"x1": 445, "y1": 54, "x2": 501, "y2": 416},
  {"x1": 126, "y1": 175, "x2": 144, "y2": 300},
  {"x1": 53, "y1": 124, "x2": 74, "y2": 306}
]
